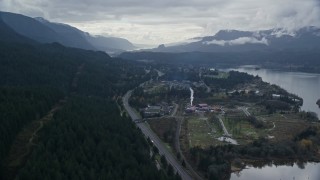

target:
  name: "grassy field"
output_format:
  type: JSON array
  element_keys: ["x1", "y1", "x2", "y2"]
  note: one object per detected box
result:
[
  {"x1": 187, "y1": 117, "x2": 215, "y2": 148},
  {"x1": 204, "y1": 72, "x2": 229, "y2": 79},
  {"x1": 223, "y1": 115, "x2": 260, "y2": 144},
  {"x1": 185, "y1": 108, "x2": 263, "y2": 148},
  {"x1": 186, "y1": 115, "x2": 226, "y2": 148},
  {"x1": 210, "y1": 116, "x2": 224, "y2": 137},
  {"x1": 224, "y1": 108, "x2": 260, "y2": 139},
  {"x1": 256, "y1": 113, "x2": 310, "y2": 142},
  {"x1": 183, "y1": 99, "x2": 315, "y2": 148}
]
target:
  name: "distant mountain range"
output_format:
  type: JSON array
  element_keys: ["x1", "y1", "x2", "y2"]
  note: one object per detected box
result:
[
  {"x1": 2, "y1": 11, "x2": 320, "y2": 54},
  {"x1": 153, "y1": 27, "x2": 320, "y2": 52},
  {"x1": 120, "y1": 27, "x2": 320, "y2": 73},
  {"x1": 0, "y1": 11, "x2": 136, "y2": 53}
]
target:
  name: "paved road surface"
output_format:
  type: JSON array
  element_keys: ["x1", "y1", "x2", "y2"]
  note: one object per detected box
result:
[
  {"x1": 123, "y1": 90, "x2": 192, "y2": 180},
  {"x1": 171, "y1": 103, "x2": 179, "y2": 117},
  {"x1": 239, "y1": 107, "x2": 251, "y2": 116},
  {"x1": 155, "y1": 69, "x2": 165, "y2": 77},
  {"x1": 218, "y1": 115, "x2": 232, "y2": 137}
]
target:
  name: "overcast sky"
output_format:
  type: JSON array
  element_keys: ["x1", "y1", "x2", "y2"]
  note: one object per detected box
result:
[{"x1": 1, "y1": 0, "x2": 320, "y2": 45}]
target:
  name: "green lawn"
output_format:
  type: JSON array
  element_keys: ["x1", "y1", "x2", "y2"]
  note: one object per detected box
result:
[
  {"x1": 188, "y1": 117, "x2": 215, "y2": 148},
  {"x1": 204, "y1": 72, "x2": 229, "y2": 79},
  {"x1": 223, "y1": 116, "x2": 260, "y2": 143}
]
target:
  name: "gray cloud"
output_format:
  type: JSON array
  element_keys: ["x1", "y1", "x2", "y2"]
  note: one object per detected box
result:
[
  {"x1": 0, "y1": 0, "x2": 319, "y2": 44},
  {"x1": 203, "y1": 37, "x2": 269, "y2": 46}
]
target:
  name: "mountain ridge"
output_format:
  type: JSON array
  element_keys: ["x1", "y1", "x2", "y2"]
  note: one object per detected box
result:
[
  {"x1": 0, "y1": 11, "x2": 136, "y2": 53},
  {"x1": 0, "y1": 14, "x2": 35, "y2": 44},
  {"x1": 155, "y1": 27, "x2": 320, "y2": 52},
  {"x1": 33, "y1": 17, "x2": 97, "y2": 50}
]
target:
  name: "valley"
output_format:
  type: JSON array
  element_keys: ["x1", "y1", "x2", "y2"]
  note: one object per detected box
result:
[
  {"x1": 1, "y1": 5, "x2": 320, "y2": 180},
  {"x1": 127, "y1": 66, "x2": 320, "y2": 179}
]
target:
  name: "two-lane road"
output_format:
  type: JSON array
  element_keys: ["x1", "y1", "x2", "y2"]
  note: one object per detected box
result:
[
  {"x1": 123, "y1": 90, "x2": 192, "y2": 180},
  {"x1": 239, "y1": 106, "x2": 251, "y2": 117},
  {"x1": 217, "y1": 115, "x2": 232, "y2": 137}
]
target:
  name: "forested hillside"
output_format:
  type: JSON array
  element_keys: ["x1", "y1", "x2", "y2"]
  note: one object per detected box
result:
[
  {"x1": 0, "y1": 36, "x2": 177, "y2": 179},
  {"x1": 119, "y1": 51, "x2": 320, "y2": 73},
  {"x1": 17, "y1": 97, "x2": 165, "y2": 180}
]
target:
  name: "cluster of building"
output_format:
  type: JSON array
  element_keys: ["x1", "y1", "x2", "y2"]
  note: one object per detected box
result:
[
  {"x1": 141, "y1": 102, "x2": 174, "y2": 118},
  {"x1": 227, "y1": 89, "x2": 263, "y2": 96},
  {"x1": 185, "y1": 103, "x2": 223, "y2": 113},
  {"x1": 142, "y1": 80, "x2": 191, "y2": 95},
  {"x1": 272, "y1": 93, "x2": 300, "y2": 101},
  {"x1": 162, "y1": 80, "x2": 191, "y2": 91}
]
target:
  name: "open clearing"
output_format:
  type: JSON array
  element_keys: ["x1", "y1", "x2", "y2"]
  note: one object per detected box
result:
[
  {"x1": 257, "y1": 113, "x2": 310, "y2": 142},
  {"x1": 187, "y1": 116, "x2": 216, "y2": 148}
]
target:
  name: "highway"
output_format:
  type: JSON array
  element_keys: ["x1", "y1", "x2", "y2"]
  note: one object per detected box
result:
[{"x1": 123, "y1": 90, "x2": 193, "y2": 180}]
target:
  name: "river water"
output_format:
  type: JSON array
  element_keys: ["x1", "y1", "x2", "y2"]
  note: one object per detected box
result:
[
  {"x1": 226, "y1": 66, "x2": 320, "y2": 179},
  {"x1": 231, "y1": 162, "x2": 320, "y2": 180},
  {"x1": 229, "y1": 66, "x2": 320, "y2": 118}
]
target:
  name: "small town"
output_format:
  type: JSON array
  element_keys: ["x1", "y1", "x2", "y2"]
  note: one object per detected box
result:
[{"x1": 128, "y1": 67, "x2": 319, "y2": 179}]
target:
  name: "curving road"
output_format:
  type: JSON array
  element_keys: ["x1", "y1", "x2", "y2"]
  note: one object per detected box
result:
[{"x1": 123, "y1": 90, "x2": 192, "y2": 180}]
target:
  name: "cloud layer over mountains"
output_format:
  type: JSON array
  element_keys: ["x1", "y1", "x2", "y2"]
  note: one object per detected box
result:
[
  {"x1": 1, "y1": 0, "x2": 320, "y2": 44},
  {"x1": 204, "y1": 37, "x2": 269, "y2": 46}
]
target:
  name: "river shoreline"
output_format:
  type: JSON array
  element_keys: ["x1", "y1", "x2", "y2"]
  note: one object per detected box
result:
[
  {"x1": 227, "y1": 66, "x2": 320, "y2": 118},
  {"x1": 231, "y1": 159, "x2": 320, "y2": 180},
  {"x1": 232, "y1": 156, "x2": 320, "y2": 172},
  {"x1": 259, "y1": 64, "x2": 320, "y2": 75}
]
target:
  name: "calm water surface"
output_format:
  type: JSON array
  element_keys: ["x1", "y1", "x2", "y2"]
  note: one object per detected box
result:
[
  {"x1": 228, "y1": 66, "x2": 320, "y2": 180},
  {"x1": 230, "y1": 67, "x2": 320, "y2": 117},
  {"x1": 231, "y1": 162, "x2": 320, "y2": 180}
]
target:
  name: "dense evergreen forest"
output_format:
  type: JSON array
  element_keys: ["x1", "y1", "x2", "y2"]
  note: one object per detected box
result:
[
  {"x1": 0, "y1": 38, "x2": 178, "y2": 179},
  {"x1": 16, "y1": 97, "x2": 166, "y2": 180},
  {"x1": 119, "y1": 51, "x2": 320, "y2": 73},
  {"x1": 203, "y1": 71, "x2": 257, "y2": 90},
  {"x1": 0, "y1": 87, "x2": 63, "y2": 167}
]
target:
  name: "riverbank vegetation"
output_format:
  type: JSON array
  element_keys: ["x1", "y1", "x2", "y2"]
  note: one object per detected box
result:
[{"x1": 189, "y1": 125, "x2": 320, "y2": 180}]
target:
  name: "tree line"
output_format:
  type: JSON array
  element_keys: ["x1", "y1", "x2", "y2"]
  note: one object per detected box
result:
[{"x1": 189, "y1": 126, "x2": 320, "y2": 180}]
